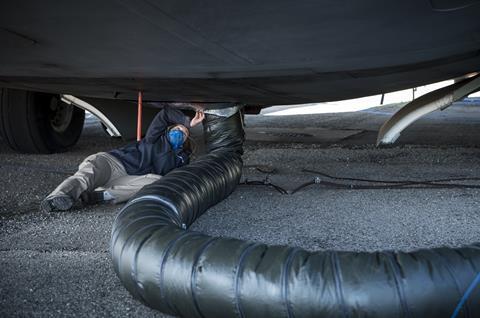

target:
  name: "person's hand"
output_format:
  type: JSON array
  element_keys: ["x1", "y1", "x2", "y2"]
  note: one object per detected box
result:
[{"x1": 190, "y1": 111, "x2": 205, "y2": 127}]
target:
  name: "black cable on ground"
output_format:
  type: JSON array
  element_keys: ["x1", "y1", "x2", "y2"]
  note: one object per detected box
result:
[
  {"x1": 302, "y1": 168, "x2": 480, "y2": 184},
  {"x1": 240, "y1": 175, "x2": 480, "y2": 196},
  {"x1": 239, "y1": 178, "x2": 288, "y2": 195},
  {"x1": 289, "y1": 178, "x2": 480, "y2": 194}
]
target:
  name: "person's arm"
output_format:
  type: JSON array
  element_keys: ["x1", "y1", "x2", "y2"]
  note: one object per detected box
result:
[{"x1": 144, "y1": 107, "x2": 190, "y2": 143}]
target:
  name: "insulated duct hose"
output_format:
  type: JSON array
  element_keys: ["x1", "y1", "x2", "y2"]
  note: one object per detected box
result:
[{"x1": 111, "y1": 111, "x2": 480, "y2": 318}]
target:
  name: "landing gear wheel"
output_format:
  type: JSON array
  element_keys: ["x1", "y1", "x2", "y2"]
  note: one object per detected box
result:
[{"x1": 0, "y1": 88, "x2": 85, "y2": 153}]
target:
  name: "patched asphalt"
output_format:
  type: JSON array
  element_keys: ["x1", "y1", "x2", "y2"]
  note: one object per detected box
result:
[{"x1": 1, "y1": 102, "x2": 480, "y2": 317}]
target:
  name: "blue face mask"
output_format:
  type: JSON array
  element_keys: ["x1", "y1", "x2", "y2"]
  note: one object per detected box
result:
[{"x1": 167, "y1": 129, "x2": 185, "y2": 150}]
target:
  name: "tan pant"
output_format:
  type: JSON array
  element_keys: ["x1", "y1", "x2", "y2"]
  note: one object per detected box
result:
[{"x1": 47, "y1": 152, "x2": 161, "y2": 204}]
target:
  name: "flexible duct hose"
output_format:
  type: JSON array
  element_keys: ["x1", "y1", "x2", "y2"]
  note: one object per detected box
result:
[{"x1": 111, "y1": 111, "x2": 480, "y2": 318}]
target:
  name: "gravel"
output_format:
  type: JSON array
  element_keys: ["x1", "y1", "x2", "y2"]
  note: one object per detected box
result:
[{"x1": 1, "y1": 102, "x2": 480, "y2": 317}]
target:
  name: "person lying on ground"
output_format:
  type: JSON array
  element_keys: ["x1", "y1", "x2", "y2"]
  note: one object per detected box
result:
[{"x1": 40, "y1": 106, "x2": 204, "y2": 212}]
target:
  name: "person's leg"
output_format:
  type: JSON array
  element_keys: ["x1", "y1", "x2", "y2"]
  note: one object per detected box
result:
[
  {"x1": 102, "y1": 174, "x2": 162, "y2": 204},
  {"x1": 40, "y1": 152, "x2": 126, "y2": 211}
]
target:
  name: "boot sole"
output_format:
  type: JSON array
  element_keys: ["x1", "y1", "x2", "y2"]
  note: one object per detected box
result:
[{"x1": 40, "y1": 195, "x2": 73, "y2": 212}]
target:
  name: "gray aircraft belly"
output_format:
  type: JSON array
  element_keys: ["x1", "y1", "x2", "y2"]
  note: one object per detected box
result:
[{"x1": 0, "y1": 0, "x2": 479, "y2": 104}]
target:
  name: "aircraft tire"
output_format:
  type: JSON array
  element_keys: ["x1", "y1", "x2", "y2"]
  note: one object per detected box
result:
[{"x1": 0, "y1": 88, "x2": 84, "y2": 153}]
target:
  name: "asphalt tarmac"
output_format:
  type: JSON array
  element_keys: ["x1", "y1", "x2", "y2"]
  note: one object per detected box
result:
[{"x1": 1, "y1": 101, "x2": 480, "y2": 317}]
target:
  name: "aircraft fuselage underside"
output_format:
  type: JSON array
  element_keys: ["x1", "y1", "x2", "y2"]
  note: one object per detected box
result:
[{"x1": 1, "y1": 0, "x2": 480, "y2": 105}]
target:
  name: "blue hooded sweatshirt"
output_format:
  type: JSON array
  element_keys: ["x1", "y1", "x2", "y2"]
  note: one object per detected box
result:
[{"x1": 109, "y1": 106, "x2": 190, "y2": 176}]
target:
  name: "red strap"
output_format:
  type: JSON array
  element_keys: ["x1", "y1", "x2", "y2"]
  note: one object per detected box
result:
[{"x1": 136, "y1": 91, "x2": 143, "y2": 141}]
